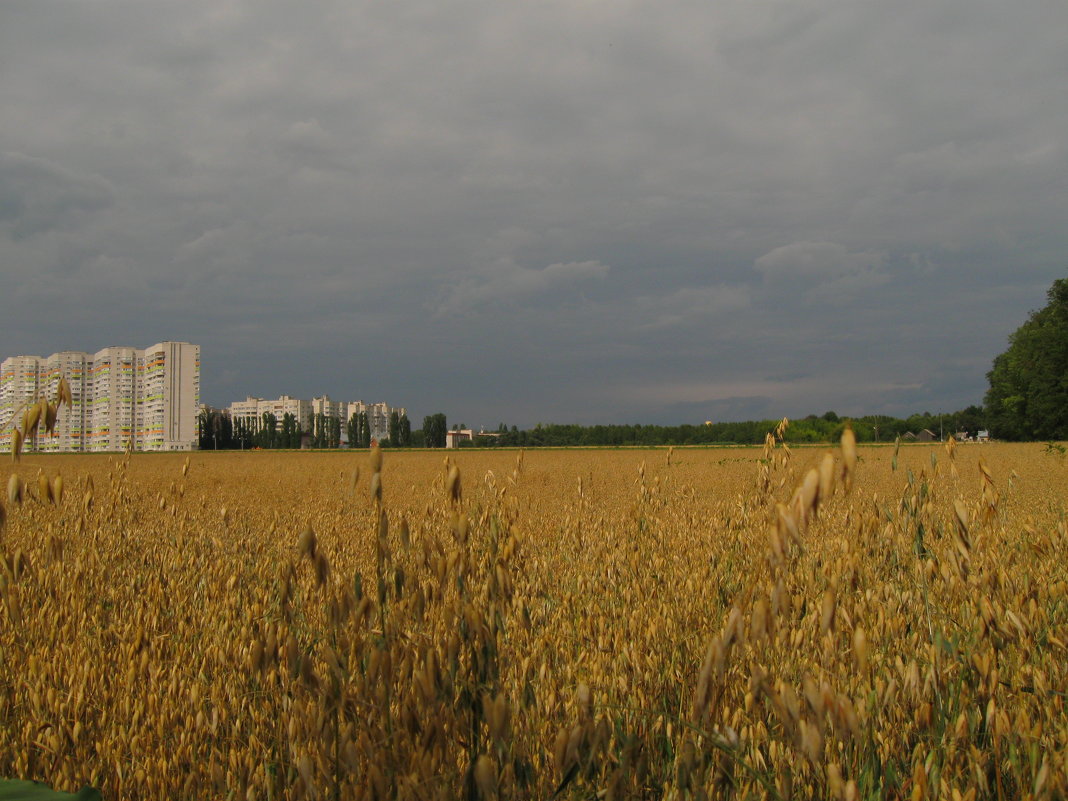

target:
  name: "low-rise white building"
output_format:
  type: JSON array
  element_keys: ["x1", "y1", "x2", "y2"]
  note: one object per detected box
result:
[
  {"x1": 229, "y1": 395, "x2": 312, "y2": 433},
  {"x1": 226, "y1": 395, "x2": 407, "y2": 445},
  {"x1": 344, "y1": 400, "x2": 401, "y2": 443},
  {"x1": 445, "y1": 429, "x2": 474, "y2": 448}
]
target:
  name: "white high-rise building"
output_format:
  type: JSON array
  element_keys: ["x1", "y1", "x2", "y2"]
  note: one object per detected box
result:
[
  {"x1": 0, "y1": 341, "x2": 200, "y2": 452},
  {"x1": 87, "y1": 346, "x2": 139, "y2": 452},
  {"x1": 38, "y1": 351, "x2": 91, "y2": 452},
  {"x1": 0, "y1": 356, "x2": 41, "y2": 449},
  {"x1": 139, "y1": 342, "x2": 201, "y2": 451}
]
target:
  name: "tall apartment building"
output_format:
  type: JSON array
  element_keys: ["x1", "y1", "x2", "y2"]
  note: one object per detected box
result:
[
  {"x1": 38, "y1": 351, "x2": 91, "y2": 452},
  {"x1": 139, "y1": 342, "x2": 200, "y2": 451},
  {"x1": 0, "y1": 341, "x2": 200, "y2": 452},
  {"x1": 0, "y1": 356, "x2": 41, "y2": 448}
]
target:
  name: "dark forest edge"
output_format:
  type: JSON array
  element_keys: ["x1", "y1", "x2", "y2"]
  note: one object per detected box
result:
[
  {"x1": 449, "y1": 411, "x2": 984, "y2": 448},
  {"x1": 198, "y1": 406, "x2": 1039, "y2": 450}
]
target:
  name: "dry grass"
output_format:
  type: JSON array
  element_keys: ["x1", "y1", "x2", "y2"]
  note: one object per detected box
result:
[{"x1": 0, "y1": 439, "x2": 1065, "y2": 800}]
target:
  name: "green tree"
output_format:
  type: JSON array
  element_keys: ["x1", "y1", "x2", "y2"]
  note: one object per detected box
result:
[
  {"x1": 259, "y1": 412, "x2": 278, "y2": 448},
  {"x1": 388, "y1": 410, "x2": 400, "y2": 446},
  {"x1": 346, "y1": 412, "x2": 358, "y2": 448},
  {"x1": 198, "y1": 410, "x2": 214, "y2": 450},
  {"x1": 985, "y1": 278, "x2": 1068, "y2": 440},
  {"x1": 361, "y1": 412, "x2": 372, "y2": 448},
  {"x1": 398, "y1": 413, "x2": 411, "y2": 447},
  {"x1": 423, "y1": 413, "x2": 447, "y2": 448},
  {"x1": 232, "y1": 417, "x2": 250, "y2": 449},
  {"x1": 197, "y1": 410, "x2": 237, "y2": 450},
  {"x1": 281, "y1": 412, "x2": 297, "y2": 448},
  {"x1": 350, "y1": 412, "x2": 371, "y2": 448}
]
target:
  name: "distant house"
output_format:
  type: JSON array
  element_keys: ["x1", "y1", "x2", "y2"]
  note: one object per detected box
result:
[
  {"x1": 977, "y1": 430, "x2": 990, "y2": 442},
  {"x1": 954, "y1": 431, "x2": 971, "y2": 442},
  {"x1": 902, "y1": 431, "x2": 917, "y2": 441},
  {"x1": 445, "y1": 429, "x2": 474, "y2": 448},
  {"x1": 916, "y1": 429, "x2": 938, "y2": 442}
]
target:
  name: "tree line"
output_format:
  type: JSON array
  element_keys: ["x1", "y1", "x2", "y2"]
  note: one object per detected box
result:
[{"x1": 460, "y1": 408, "x2": 986, "y2": 448}]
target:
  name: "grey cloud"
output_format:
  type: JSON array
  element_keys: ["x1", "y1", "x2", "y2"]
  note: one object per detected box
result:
[
  {"x1": 0, "y1": 153, "x2": 114, "y2": 239},
  {"x1": 755, "y1": 242, "x2": 885, "y2": 281},
  {"x1": 754, "y1": 242, "x2": 889, "y2": 304},
  {"x1": 280, "y1": 119, "x2": 337, "y2": 155},
  {"x1": 439, "y1": 259, "x2": 610, "y2": 315},
  {"x1": 629, "y1": 284, "x2": 752, "y2": 331}
]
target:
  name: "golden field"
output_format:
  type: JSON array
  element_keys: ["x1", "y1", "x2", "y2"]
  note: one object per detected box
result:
[{"x1": 0, "y1": 439, "x2": 1065, "y2": 800}]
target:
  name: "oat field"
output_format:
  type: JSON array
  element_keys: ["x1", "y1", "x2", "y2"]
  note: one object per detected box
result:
[{"x1": 0, "y1": 437, "x2": 1065, "y2": 800}]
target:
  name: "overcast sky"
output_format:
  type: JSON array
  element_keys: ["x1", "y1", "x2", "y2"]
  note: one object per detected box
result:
[{"x1": 2, "y1": 0, "x2": 1065, "y2": 427}]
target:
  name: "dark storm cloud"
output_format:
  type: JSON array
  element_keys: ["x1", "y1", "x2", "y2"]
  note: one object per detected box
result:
[
  {"x1": 1, "y1": 0, "x2": 1065, "y2": 425},
  {"x1": 0, "y1": 153, "x2": 114, "y2": 240}
]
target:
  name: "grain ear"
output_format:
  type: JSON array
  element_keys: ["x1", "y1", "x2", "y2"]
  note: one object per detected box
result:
[
  {"x1": 22, "y1": 403, "x2": 41, "y2": 439},
  {"x1": 44, "y1": 402, "x2": 58, "y2": 436},
  {"x1": 840, "y1": 426, "x2": 857, "y2": 492},
  {"x1": 57, "y1": 376, "x2": 73, "y2": 408}
]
